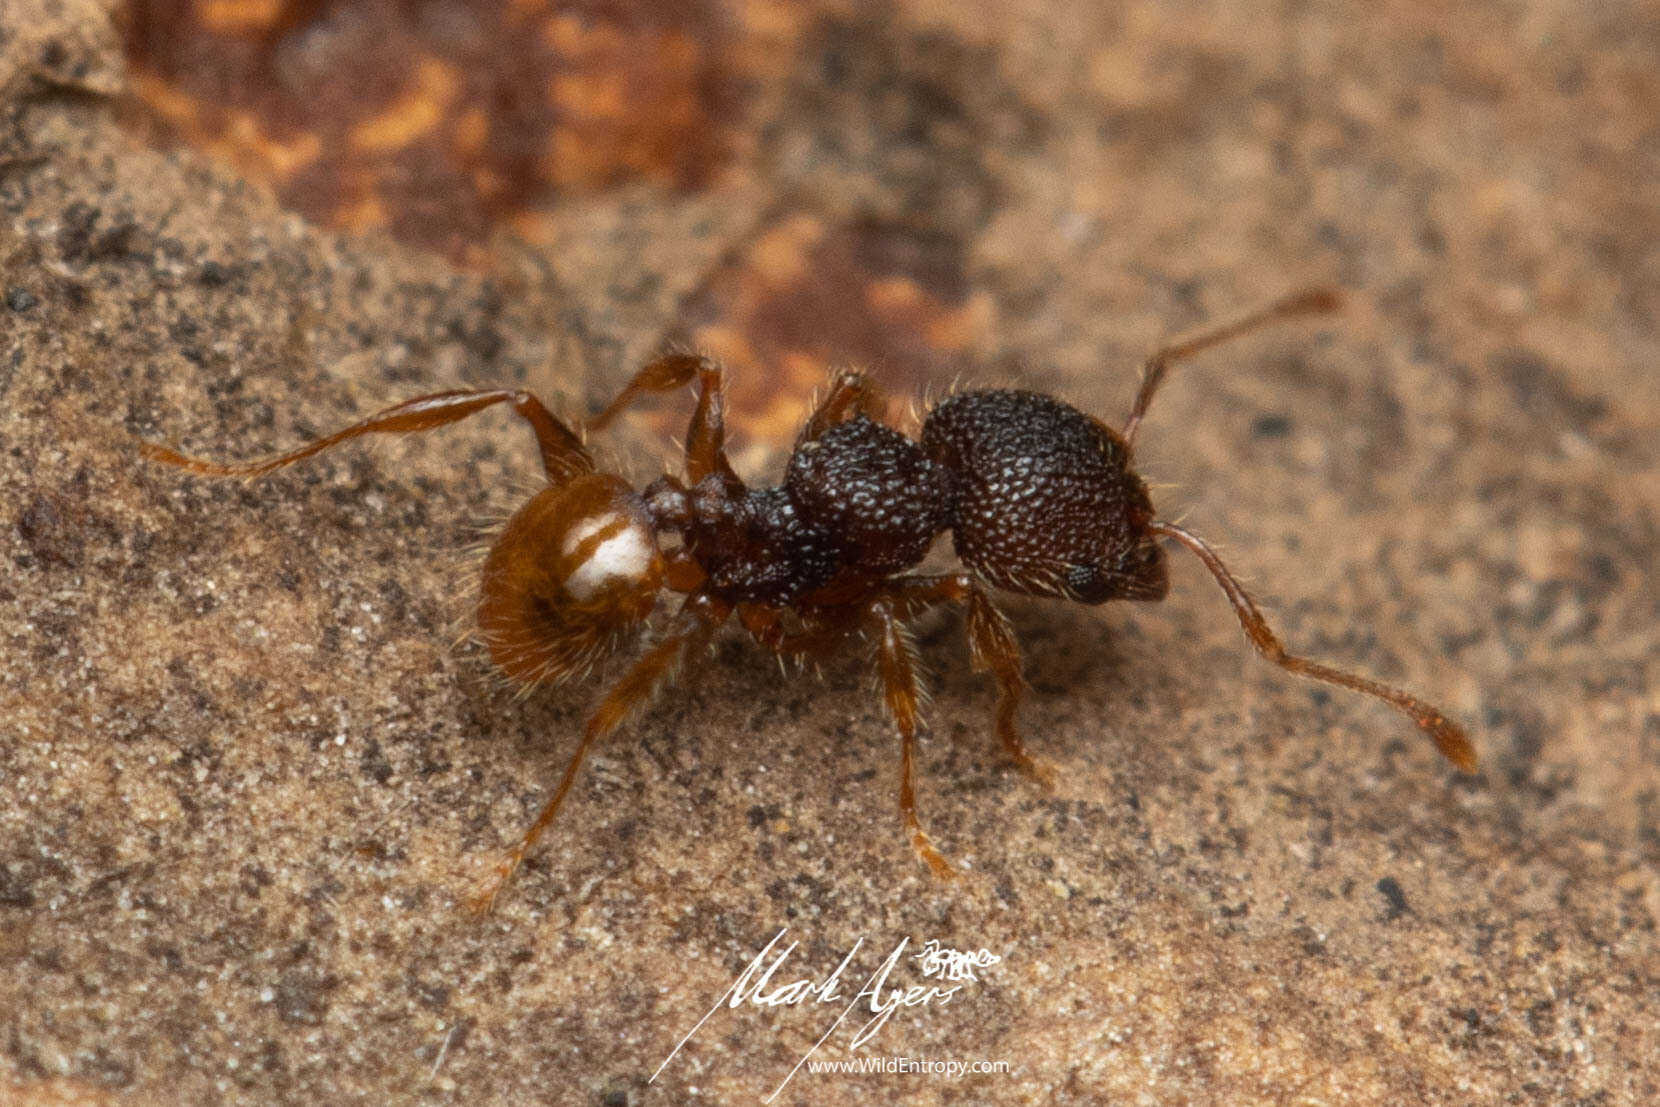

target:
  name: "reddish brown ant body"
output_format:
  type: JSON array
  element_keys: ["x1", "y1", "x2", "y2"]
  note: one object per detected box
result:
[{"x1": 144, "y1": 288, "x2": 1475, "y2": 908}]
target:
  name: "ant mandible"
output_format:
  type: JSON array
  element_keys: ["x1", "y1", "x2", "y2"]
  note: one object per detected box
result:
[{"x1": 143, "y1": 288, "x2": 1476, "y2": 909}]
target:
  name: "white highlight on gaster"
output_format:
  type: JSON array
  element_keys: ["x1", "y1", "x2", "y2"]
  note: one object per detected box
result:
[{"x1": 563, "y1": 514, "x2": 656, "y2": 601}]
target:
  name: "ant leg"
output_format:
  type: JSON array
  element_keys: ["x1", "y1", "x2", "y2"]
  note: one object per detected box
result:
[
  {"x1": 143, "y1": 390, "x2": 592, "y2": 484},
  {"x1": 796, "y1": 370, "x2": 888, "y2": 445},
  {"x1": 880, "y1": 574, "x2": 1055, "y2": 786},
  {"x1": 870, "y1": 599, "x2": 957, "y2": 879},
  {"x1": 961, "y1": 587, "x2": 1056, "y2": 787},
  {"x1": 681, "y1": 358, "x2": 741, "y2": 487},
  {"x1": 1150, "y1": 521, "x2": 1477, "y2": 771},
  {"x1": 663, "y1": 548, "x2": 708, "y2": 595},
  {"x1": 473, "y1": 592, "x2": 730, "y2": 912},
  {"x1": 587, "y1": 353, "x2": 706, "y2": 431},
  {"x1": 739, "y1": 604, "x2": 810, "y2": 655},
  {"x1": 1122, "y1": 288, "x2": 1343, "y2": 448},
  {"x1": 738, "y1": 605, "x2": 858, "y2": 673},
  {"x1": 737, "y1": 603, "x2": 788, "y2": 651},
  {"x1": 586, "y1": 353, "x2": 739, "y2": 486}
]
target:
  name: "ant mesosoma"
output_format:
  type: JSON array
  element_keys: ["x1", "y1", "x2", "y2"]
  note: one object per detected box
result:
[{"x1": 144, "y1": 288, "x2": 1475, "y2": 909}]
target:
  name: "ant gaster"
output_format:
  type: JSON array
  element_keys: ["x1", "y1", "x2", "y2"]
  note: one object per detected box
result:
[{"x1": 144, "y1": 289, "x2": 1476, "y2": 909}]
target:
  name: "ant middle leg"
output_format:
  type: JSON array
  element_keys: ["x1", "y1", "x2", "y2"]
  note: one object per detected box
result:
[
  {"x1": 473, "y1": 591, "x2": 730, "y2": 912},
  {"x1": 796, "y1": 370, "x2": 888, "y2": 446},
  {"x1": 881, "y1": 574, "x2": 1055, "y2": 787},
  {"x1": 143, "y1": 389, "x2": 593, "y2": 484},
  {"x1": 587, "y1": 353, "x2": 739, "y2": 486}
]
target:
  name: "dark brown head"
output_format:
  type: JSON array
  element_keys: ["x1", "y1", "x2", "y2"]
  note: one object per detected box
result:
[{"x1": 921, "y1": 389, "x2": 1168, "y2": 604}]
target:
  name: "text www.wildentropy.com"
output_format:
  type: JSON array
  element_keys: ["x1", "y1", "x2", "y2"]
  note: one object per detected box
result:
[{"x1": 804, "y1": 1056, "x2": 1011, "y2": 1078}]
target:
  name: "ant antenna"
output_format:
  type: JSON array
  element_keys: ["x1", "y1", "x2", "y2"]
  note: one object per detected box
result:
[
  {"x1": 1149, "y1": 520, "x2": 1477, "y2": 772},
  {"x1": 1122, "y1": 288, "x2": 1343, "y2": 448}
]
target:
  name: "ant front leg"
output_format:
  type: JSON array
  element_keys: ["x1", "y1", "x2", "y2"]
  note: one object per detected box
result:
[
  {"x1": 587, "y1": 353, "x2": 740, "y2": 486},
  {"x1": 143, "y1": 389, "x2": 593, "y2": 484},
  {"x1": 473, "y1": 591, "x2": 731, "y2": 912},
  {"x1": 869, "y1": 599, "x2": 957, "y2": 880},
  {"x1": 960, "y1": 587, "x2": 1056, "y2": 788},
  {"x1": 883, "y1": 574, "x2": 1055, "y2": 787}
]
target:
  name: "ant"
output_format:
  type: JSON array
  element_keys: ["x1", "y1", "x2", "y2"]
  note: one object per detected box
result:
[{"x1": 143, "y1": 287, "x2": 1475, "y2": 909}]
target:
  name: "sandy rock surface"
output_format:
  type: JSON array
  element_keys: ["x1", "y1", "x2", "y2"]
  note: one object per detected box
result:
[{"x1": 3, "y1": 1, "x2": 1658, "y2": 1103}]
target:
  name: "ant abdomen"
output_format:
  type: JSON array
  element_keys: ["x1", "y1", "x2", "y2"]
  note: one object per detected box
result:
[{"x1": 478, "y1": 473, "x2": 664, "y2": 684}]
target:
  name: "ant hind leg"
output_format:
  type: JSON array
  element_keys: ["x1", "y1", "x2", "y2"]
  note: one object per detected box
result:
[
  {"x1": 144, "y1": 389, "x2": 593, "y2": 484},
  {"x1": 472, "y1": 592, "x2": 730, "y2": 912}
]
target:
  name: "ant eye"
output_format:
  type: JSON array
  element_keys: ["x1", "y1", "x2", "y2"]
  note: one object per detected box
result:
[
  {"x1": 1061, "y1": 540, "x2": 1169, "y2": 605},
  {"x1": 1064, "y1": 562, "x2": 1111, "y2": 602}
]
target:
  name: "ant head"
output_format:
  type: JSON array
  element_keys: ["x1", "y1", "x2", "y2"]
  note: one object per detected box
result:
[
  {"x1": 999, "y1": 477, "x2": 1169, "y2": 605},
  {"x1": 1057, "y1": 502, "x2": 1169, "y2": 604},
  {"x1": 922, "y1": 390, "x2": 1170, "y2": 605},
  {"x1": 477, "y1": 473, "x2": 666, "y2": 684}
]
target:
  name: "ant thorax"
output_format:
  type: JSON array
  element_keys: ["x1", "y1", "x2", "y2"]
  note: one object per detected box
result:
[{"x1": 643, "y1": 413, "x2": 955, "y2": 608}]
